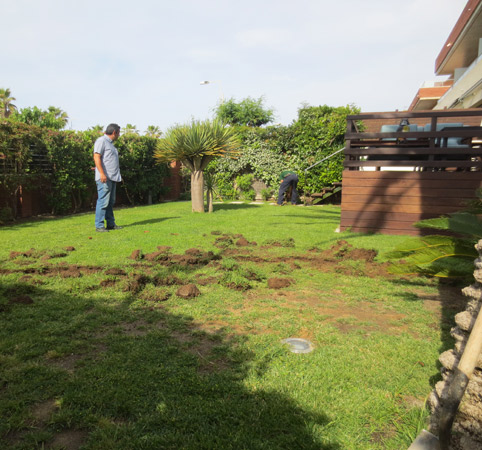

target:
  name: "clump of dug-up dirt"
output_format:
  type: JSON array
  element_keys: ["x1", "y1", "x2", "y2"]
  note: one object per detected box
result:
[
  {"x1": 129, "y1": 249, "x2": 143, "y2": 260},
  {"x1": 124, "y1": 274, "x2": 150, "y2": 293},
  {"x1": 129, "y1": 246, "x2": 218, "y2": 268},
  {"x1": 214, "y1": 235, "x2": 234, "y2": 248},
  {"x1": 176, "y1": 284, "x2": 201, "y2": 298},
  {"x1": 100, "y1": 279, "x2": 117, "y2": 288},
  {"x1": 323, "y1": 240, "x2": 377, "y2": 262},
  {"x1": 144, "y1": 251, "x2": 170, "y2": 262},
  {"x1": 236, "y1": 237, "x2": 257, "y2": 247},
  {"x1": 267, "y1": 278, "x2": 293, "y2": 289}
]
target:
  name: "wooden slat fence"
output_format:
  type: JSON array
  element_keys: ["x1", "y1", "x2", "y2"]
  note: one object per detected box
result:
[{"x1": 340, "y1": 110, "x2": 482, "y2": 235}]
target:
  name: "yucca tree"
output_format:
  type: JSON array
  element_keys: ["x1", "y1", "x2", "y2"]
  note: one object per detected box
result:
[
  {"x1": 154, "y1": 119, "x2": 240, "y2": 212},
  {"x1": 0, "y1": 88, "x2": 17, "y2": 118}
]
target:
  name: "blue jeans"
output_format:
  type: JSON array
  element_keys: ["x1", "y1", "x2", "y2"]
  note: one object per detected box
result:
[
  {"x1": 277, "y1": 174, "x2": 299, "y2": 205},
  {"x1": 95, "y1": 180, "x2": 117, "y2": 229}
]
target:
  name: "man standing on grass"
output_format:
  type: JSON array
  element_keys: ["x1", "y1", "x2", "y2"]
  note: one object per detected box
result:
[
  {"x1": 277, "y1": 170, "x2": 299, "y2": 205},
  {"x1": 93, "y1": 123, "x2": 123, "y2": 232}
]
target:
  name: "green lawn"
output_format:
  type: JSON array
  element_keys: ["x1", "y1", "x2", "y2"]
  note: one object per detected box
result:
[{"x1": 0, "y1": 202, "x2": 463, "y2": 449}]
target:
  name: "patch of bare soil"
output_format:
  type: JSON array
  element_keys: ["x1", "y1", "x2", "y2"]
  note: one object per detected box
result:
[
  {"x1": 195, "y1": 274, "x2": 219, "y2": 286},
  {"x1": 47, "y1": 430, "x2": 89, "y2": 450},
  {"x1": 170, "y1": 328, "x2": 232, "y2": 373},
  {"x1": 9, "y1": 295, "x2": 34, "y2": 305},
  {"x1": 267, "y1": 278, "x2": 293, "y2": 289},
  {"x1": 229, "y1": 289, "x2": 410, "y2": 337},
  {"x1": 48, "y1": 353, "x2": 83, "y2": 373},
  {"x1": 154, "y1": 274, "x2": 184, "y2": 286},
  {"x1": 121, "y1": 320, "x2": 150, "y2": 336},
  {"x1": 31, "y1": 399, "x2": 58, "y2": 423},
  {"x1": 105, "y1": 268, "x2": 126, "y2": 276},
  {"x1": 415, "y1": 284, "x2": 467, "y2": 320}
]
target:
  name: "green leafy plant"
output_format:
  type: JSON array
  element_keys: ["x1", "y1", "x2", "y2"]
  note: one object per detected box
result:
[
  {"x1": 261, "y1": 188, "x2": 274, "y2": 201},
  {"x1": 235, "y1": 173, "x2": 253, "y2": 192}
]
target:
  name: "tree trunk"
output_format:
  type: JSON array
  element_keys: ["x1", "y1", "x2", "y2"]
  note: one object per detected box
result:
[
  {"x1": 191, "y1": 169, "x2": 204, "y2": 212},
  {"x1": 207, "y1": 188, "x2": 213, "y2": 213}
]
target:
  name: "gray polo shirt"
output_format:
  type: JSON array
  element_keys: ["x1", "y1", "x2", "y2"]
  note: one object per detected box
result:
[{"x1": 94, "y1": 135, "x2": 122, "y2": 182}]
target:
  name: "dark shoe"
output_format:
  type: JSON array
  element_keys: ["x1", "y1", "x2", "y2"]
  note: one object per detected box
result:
[
  {"x1": 96, "y1": 228, "x2": 109, "y2": 232},
  {"x1": 107, "y1": 225, "x2": 123, "y2": 230}
]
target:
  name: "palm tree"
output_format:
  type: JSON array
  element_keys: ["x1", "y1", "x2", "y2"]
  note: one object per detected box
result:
[
  {"x1": 0, "y1": 88, "x2": 17, "y2": 118},
  {"x1": 47, "y1": 106, "x2": 69, "y2": 127},
  {"x1": 154, "y1": 119, "x2": 240, "y2": 212},
  {"x1": 145, "y1": 125, "x2": 162, "y2": 138},
  {"x1": 122, "y1": 124, "x2": 139, "y2": 135}
]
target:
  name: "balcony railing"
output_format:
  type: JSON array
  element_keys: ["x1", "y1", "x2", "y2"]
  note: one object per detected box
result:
[{"x1": 344, "y1": 110, "x2": 482, "y2": 172}]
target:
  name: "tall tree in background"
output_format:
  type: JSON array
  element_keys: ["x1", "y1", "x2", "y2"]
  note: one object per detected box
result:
[
  {"x1": 15, "y1": 106, "x2": 68, "y2": 130},
  {"x1": 47, "y1": 106, "x2": 69, "y2": 127},
  {"x1": 145, "y1": 125, "x2": 162, "y2": 138},
  {"x1": 0, "y1": 88, "x2": 18, "y2": 118},
  {"x1": 122, "y1": 124, "x2": 139, "y2": 135},
  {"x1": 214, "y1": 96, "x2": 274, "y2": 127},
  {"x1": 154, "y1": 119, "x2": 240, "y2": 212}
]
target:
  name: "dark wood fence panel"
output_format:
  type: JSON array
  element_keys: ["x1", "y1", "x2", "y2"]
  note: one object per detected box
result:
[
  {"x1": 340, "y1": 171, "x2": 482, "y2": 235},
  {"x1": 341, "y1": 110, "x2": 482, "y2": 235}
]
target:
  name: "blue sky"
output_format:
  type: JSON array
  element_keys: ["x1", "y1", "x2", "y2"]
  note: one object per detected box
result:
[{"x1": 2, "y1": 0, "x2": 467, "y2": 132}]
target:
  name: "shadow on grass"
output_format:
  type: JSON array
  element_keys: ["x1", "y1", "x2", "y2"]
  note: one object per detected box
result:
[
  {"x1": 126, "y1": 216, "x2": 180, "y2": 227},
  {"x1": 389, "y1": 277, "x2": 468, "y2": 388},
  {"x1": 0, "y1": 280, "x2": 340, "y2": 449},
  {"x1": 211, "y1": 203, "x2": 265, "y2": 211}
]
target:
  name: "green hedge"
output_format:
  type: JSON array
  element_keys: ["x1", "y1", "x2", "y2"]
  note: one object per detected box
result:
[{"x1": 0, "y1": 121, "x2": 170, "y2": 217}]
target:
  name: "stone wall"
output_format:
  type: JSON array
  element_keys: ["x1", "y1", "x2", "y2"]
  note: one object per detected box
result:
[{"x1": 428, "y1": 240, "x2": 482, "y2": 449}]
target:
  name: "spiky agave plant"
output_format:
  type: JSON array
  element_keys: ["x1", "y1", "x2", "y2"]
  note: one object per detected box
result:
[
  {"x1": 386, "y1": 191, "x2": 482, "y2": 279},
  {"x1": 154, "y1": 119, "x2": 240, "y2": 212}
]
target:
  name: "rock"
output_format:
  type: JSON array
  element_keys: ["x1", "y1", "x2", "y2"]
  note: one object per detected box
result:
[
  {"x1": 176, "y1": 284, "x2": 200, "y2": 298},
  {"x1": 455, "y1": 311, "x2": 476, "y2": 332},
  {"x1": 439, "y1": 349, "x2": 459, "y2": 371}
]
